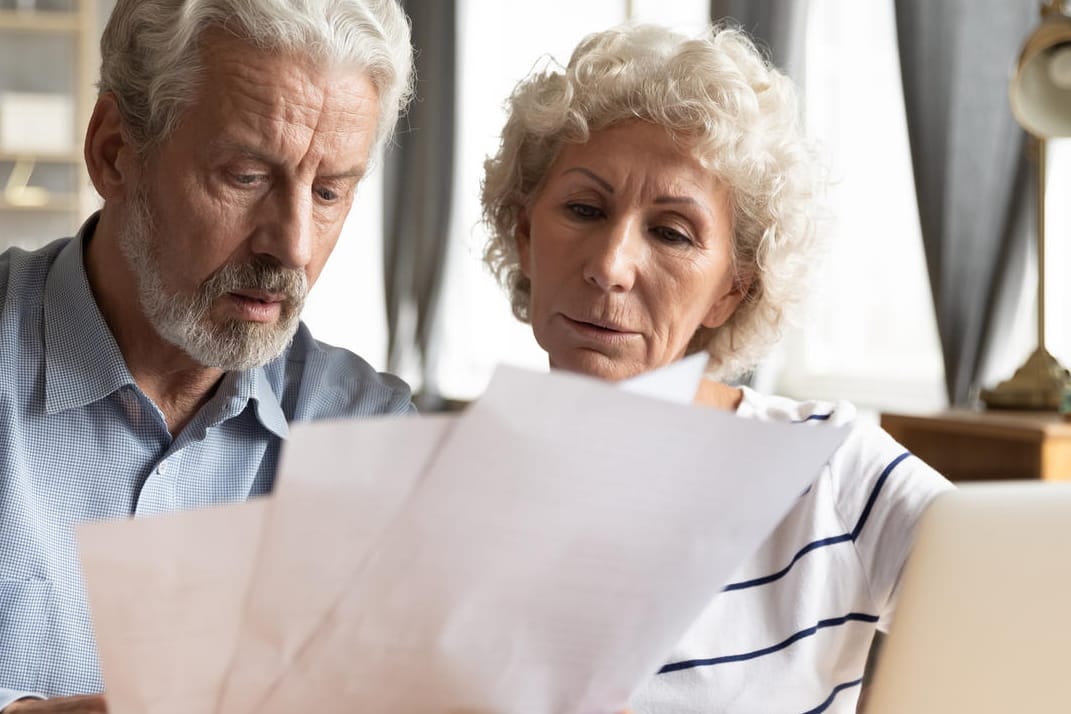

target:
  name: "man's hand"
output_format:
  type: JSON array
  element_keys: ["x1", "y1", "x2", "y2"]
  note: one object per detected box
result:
[
  {"x1": 4, "y1": 697, "x2": 620, "y2": 713},
  {"x1": 5, "y1": 695, "x2": 107, "y2": 713}
]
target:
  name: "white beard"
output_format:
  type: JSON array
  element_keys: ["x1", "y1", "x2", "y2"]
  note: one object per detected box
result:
[{"x1": 117, "y1": 187, "x2": 308, "y2": 371}]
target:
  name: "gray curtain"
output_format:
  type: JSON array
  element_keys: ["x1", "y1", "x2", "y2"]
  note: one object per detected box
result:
[
  {"x1": 895, "y1": 0, "x2": 1038, "y2": 405},
  {"x1": 383, "y1": 0, "x2": 456, "y2": 410},
  {"x1": 709, "y1": 0, "x2": 809, "y2": 79}
]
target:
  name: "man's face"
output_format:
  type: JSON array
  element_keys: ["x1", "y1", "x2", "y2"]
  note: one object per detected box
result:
[{"x1": 120, "y1": 33, "x2": 381, "y2": 370}]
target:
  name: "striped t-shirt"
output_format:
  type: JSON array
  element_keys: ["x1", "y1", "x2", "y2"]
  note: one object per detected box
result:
[{"x1": 629, "y1": 387, "x2": 952, "y2": 714}]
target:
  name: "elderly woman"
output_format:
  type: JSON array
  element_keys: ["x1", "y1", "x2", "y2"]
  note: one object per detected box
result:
[{"x1": 481, "y1": 23, "x2": 951, "y2": 714}]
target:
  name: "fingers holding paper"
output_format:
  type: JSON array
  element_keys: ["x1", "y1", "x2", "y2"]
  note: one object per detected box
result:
[
  {"x1": 3, "y1": 695, "x2": 623, "y2": 714},
  {"x1": 5, "y1": 695, "x2": 107, "y2": 712}
]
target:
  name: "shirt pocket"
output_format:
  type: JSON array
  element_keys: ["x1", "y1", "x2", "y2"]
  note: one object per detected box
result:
[{"x1": 0, "y1": 577, "x2": 52, "y2": 692}]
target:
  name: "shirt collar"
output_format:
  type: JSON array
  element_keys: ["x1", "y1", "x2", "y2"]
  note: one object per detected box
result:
[
  {"x1": 43, "y1": 212, "x2": 289, "y2": 440},
  {"x1": 44, "y1": 214, "x2": 137, "y2": 414},
  {"x1": 211, "y1": 367, "x2": 290, "y2": 440}
]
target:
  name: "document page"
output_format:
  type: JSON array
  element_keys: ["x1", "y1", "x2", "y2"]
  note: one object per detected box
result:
[
  {"x1": 78, "y1": 362, "x2": 848, "y2": 714},
  {"x1": 78, "y1": 498, "x2": 268, "y2": 714}
]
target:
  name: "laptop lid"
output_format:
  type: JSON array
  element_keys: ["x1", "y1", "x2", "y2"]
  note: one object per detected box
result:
[{"x1": 867, "y1": 481, "x2": 1071, "y2": 714}]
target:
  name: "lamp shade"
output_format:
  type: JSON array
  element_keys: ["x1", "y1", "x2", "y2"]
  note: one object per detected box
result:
[{"x1": 1010, "y1": 7, "x2": 1071, "y2": 137}]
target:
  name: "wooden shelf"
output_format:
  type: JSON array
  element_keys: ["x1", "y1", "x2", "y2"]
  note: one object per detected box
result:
[
  {"x1": 0, "y1": 0, "x2": 96, "y2": 231},
  {"x1": 0, "y1": 194, "x2": 80, "y2": 212},
  {"x1": 0, "y1": 150, "x2": 82, "y2": 163},
  {"x1": 0, "y1": 9, "x2": 80, "y2": 33}
]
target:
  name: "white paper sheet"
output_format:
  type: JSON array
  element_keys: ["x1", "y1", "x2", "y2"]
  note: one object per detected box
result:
[
  {"x1": 216, "y1": 415, "x2": 453, "y2": 714},
  {"x1": 618, "y1": 351, "x2": 708, "y2": 404},
  {"x1": 78, "y1": 498, "x2": 268, "y2": 714},
  {"x1": 78, "y1": 363, "x2": 848, "y2": 714}
]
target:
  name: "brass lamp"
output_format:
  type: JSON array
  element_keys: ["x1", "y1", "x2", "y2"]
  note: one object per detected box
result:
[{"x1": 981, "y1": 0, "x2": 1071, "y2": 409}]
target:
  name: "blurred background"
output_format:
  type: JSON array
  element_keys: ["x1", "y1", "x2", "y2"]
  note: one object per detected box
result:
[{"x1": 1, "y1": 0, "x2": 1066, "y2": 416}]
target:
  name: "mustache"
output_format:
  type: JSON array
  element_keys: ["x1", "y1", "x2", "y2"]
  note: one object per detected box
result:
[{"x1": 202, "y1": 256, "x2": 308, "y2": 303}]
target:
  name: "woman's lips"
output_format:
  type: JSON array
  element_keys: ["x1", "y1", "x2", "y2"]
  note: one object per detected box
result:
[{"x1": 560, "y1": 314, "x2": 640, "y2": 344}]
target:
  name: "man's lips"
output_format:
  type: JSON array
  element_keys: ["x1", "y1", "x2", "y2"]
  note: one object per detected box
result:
[
  {"x1": 225, "y1": 291, "x2": 287, "y2": 323},
  {"x1": 230, "y1": 289, "x2": 286, "y2": 304}
]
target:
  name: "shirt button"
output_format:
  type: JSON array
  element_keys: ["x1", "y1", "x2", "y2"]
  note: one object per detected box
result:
[{"x1": 157, "y1": 461, "x2": 168, "y2": 475}]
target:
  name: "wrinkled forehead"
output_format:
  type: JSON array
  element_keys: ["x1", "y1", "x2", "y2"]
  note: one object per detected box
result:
[
  {"x1": 524, "y1": 119, "x2": 726, "y2": 202},
  {"x1": 187, "y1": 32, "x2": 378, "y2": 130}
]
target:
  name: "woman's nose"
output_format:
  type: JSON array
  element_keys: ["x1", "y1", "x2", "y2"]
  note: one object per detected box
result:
[{"x1": 583, "y1": 218, "x2": 642, "y2": 292}]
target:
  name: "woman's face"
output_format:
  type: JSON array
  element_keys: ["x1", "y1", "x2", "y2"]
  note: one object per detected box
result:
[{"x1": 517, "y1": 120, "x2": 745, "y2": 381}]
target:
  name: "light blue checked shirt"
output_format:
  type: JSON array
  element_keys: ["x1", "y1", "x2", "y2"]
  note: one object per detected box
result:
[{"x1": 0, "y1": 216, "x2": 414, "y2": 708}]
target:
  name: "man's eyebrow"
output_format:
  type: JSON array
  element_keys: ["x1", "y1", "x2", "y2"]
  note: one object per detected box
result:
[
  {"x1": 210, "y1": 140, "x2": 367, "y2": 180},
  {"x1": 562, "y1": 167, "x2": 614, "y2": 193},
  {"x1": 210, "y1": 140, "x2": 277, "y2": 165},
  {"x1": 321, "y1": 166, "x2": 368, "y2": 181}
]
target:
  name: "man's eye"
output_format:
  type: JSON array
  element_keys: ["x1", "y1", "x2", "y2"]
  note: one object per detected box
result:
[
  {"x1": 567, "y1": 203, "x2": 602, "y2": 219},
  {"x1": 315, "y1": 186, "x2": 340, "y2": 202},
  {"x1": 232, "y1": 173, "x2": 262, "y2": 186}
]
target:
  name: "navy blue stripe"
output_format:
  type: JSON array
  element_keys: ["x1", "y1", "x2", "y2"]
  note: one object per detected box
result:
[
  {"x1": 720, "y1": 451, "x2": 911, "y2": 593},
  {"x1": 797, "y1": 412, "x2": 834, "y2": 422},
  {"x1": 723, "y1": 533, "x2": 852, "y2": 591},
  {"x1": 851, "y1": 451, "x2": 909, "y2": 539},
  {"x1": 658, "y1": 613, "x2": 879, "y2": 674},
  {"x1": 801, "y1": 677, "x2": 864, "y2": 714}
]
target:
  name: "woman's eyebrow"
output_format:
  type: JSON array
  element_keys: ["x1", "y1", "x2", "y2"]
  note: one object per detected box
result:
[
  {"x1": 562, "y1": 167, "x2": 614, "y2": 193},
  {"x1": 561, "y1": 166, "x2": 715, "y2": 218},
  {"x1": 655, "y1": 194, "x2": 714, "y2": 218}
]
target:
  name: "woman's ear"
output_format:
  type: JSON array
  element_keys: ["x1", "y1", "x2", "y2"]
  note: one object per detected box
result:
[
  {"x1": 516, "y1": 207, "x2": 532, "y2": 277},
  {"x1": 701, "y1": 275, "x2": 752, "y2": 329},
  {"x1": 84, "y1": 93, "x2": 137, "y2": 201}
]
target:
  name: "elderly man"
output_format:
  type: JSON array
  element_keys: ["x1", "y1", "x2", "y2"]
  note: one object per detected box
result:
[{"x1": 0, "y1": 0, "x2": 413, "y2": 710}]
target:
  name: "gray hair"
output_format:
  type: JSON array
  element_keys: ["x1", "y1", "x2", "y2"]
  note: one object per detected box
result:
[
  {"x1": 99, "y1": 0, "x2": 413, "y2": 155},
  {"x1": 481, "y1": 23, "x2": 822, "y2": 380}
]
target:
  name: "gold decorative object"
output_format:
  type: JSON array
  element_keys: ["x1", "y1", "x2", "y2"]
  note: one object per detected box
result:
[{"x1": 981, "y1": 0, "x2": 1071, "y2": 409}]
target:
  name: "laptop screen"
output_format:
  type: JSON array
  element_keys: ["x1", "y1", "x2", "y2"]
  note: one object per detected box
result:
[{"x1": 866, "y1": 481, "x2": 1071, "y2": 713}]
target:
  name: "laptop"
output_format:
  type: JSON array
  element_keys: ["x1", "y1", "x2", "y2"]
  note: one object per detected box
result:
[{"x1": 866, "y1": 481, "x2": 1071, "y2": 714}]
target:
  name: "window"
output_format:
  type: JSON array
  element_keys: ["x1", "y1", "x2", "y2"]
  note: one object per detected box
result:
[
  {"x1": 1042, "y1": 139, "x2": 1071, "y2": 372},
  {"x1": 301, "y1": 167, "x2": 389, "y2": 370},
  {"x1": 767, "y1": 0, "x2": 947, "y2": 413}
]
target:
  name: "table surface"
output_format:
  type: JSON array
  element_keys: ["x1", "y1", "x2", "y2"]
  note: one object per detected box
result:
[
  {"x1": 880, "y1": 409, "x2": 1071, "y2": 481},
  {"x1": 882, "y1": 409, "x2": 1071, "y2": 438}
]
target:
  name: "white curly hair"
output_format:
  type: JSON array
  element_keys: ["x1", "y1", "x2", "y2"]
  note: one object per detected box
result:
[{"x1": 481, "y1": 22, "x2": 823, "y2": 381}]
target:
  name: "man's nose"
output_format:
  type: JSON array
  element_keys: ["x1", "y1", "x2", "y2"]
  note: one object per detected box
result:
[
  {"x1": 251, "y1": 186, "x2": 314, "y2": 269},
  {"x1": 583, "y1": 217, "x2": 642, "y2": 292}
]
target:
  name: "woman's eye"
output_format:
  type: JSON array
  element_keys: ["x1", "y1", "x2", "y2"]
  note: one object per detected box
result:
[
  {"x1": 567, "y1": 203, "x2": 603, "y2": 219},
  {"x1": 653, "y1": 226, "x2": 693, "y2": 245}
]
